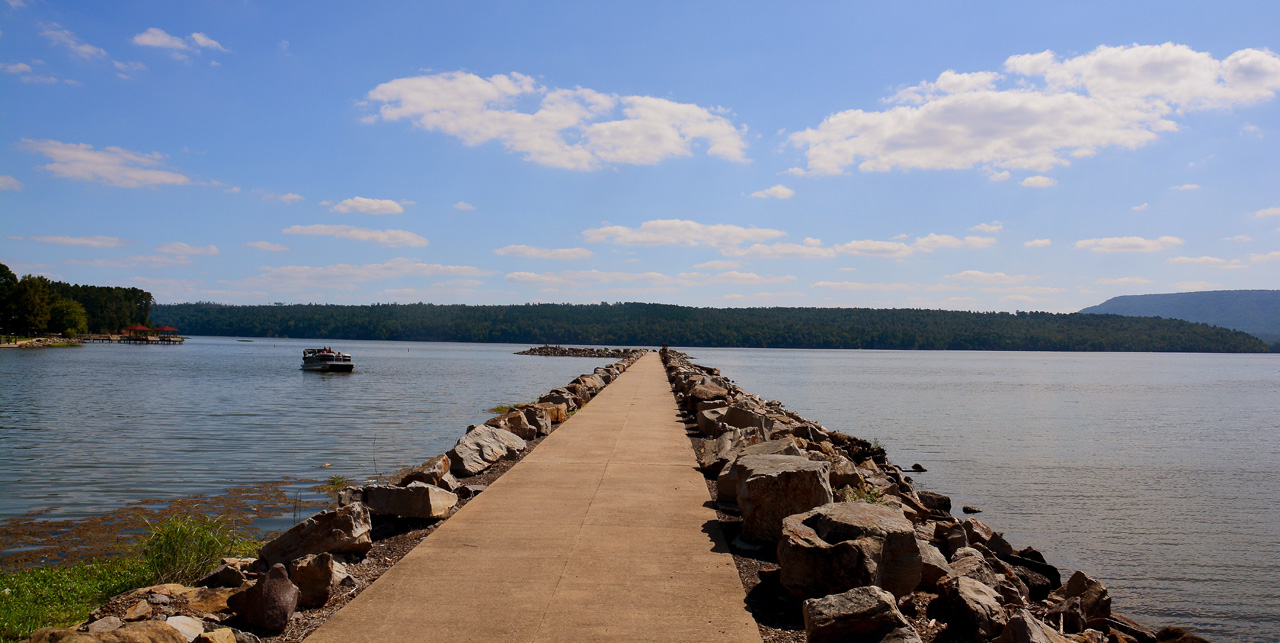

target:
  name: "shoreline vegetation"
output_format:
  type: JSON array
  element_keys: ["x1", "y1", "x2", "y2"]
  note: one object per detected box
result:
[
  {"x1": 1, "y1": 353, "x2": 644, "y2": 643},
  {"x1": 151, "y1": 302, "x2": 1269, "y2": 353}
]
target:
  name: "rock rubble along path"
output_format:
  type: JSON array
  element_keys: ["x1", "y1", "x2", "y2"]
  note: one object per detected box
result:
[{"x1": 307, "y1": 352, "x2": 760, "y2": 642}]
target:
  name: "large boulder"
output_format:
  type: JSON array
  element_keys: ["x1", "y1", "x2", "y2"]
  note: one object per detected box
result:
[
  {"x1": 485, "y1": 410, "x2": 538, "y2": 440},
  {"x1": 713, "y1": 437, "x2": 799, "y2": 496},
  {"x1": 258, "y1": 503, "x2": 372, "y2": 566},
  {"x1": 26, "y1": 621, "x2": 188, "y2": 643},
  {"x1": 533, "y1": 402, "x2": 568, "y2": 424},
  {"x1": 802, "y1": 586, "x2": 921, "y2": 643},
  {"x1": 938, "y1": 576, "x2": 1007, "y2": 639},
  {"x1": 339, "y1": 482, "x2": 458, "y2": 519},
  {"x1": 994, "y1": 609, "x2": 1073, "y2": 643},
  {"x1": 696, "y1": 407, "x2": 728, "y2": 436},
  {"x1": 1048, "y1": 571, "x2": 1111, "y2": 621},
  {"x1": 447, "y1": 425, "x2": 526, "y2": 476},
  {"x1": 721, "y1": 405, "x2": 771, "y2": 432},
  {"x1": 538, "y1": 389, "x2": 578, "y2": 411},
  {"x1": 226, "y1": 564, "x2": 300, "y2": 632},
  {"x1": 777, "y1": 501, "x2": 922, "y2": 599},
  {"x1": 388, "y1": 454, "x2": 459, "y2": 491},
  {"x1": 518, "y1": 405, "x2": 552, "y2": 436},
  {"x1": 287, "y1": 553, "x2": 350, "y2": 609},
  {"x1": 916, "y1": 490, "x2": 952, "y2": 516},
  {"x1": 734, "y1": 455, "x2": 832, "y2": 543},
  {"x1": 917, "y1": 539, "x2": 954, "y2": 590}
]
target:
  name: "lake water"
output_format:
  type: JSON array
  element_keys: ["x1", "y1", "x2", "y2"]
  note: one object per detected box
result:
[
  {"x1": 2, "y1": 340, "x2": 1276, "y2": 640},
  {"x1": 688, "y1": 347, "x2": 1280, "y2": 642}
]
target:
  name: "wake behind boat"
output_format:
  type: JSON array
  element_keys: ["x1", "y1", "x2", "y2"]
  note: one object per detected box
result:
[{"x1": 302, "y1": 347, "x2": 354, "y2": 372}]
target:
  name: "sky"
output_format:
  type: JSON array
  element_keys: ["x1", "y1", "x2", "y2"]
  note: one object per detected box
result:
[{"x1": 2, "y1": 1, "x2": 1278, "y2": 311}]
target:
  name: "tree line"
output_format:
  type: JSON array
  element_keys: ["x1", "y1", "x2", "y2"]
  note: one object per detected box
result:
[
  {"x1": 0, "y1": 262, "x2": 153, "y2": 336},
  {"x1": 151, "y1": 301, "x2": 1270, "y2": 353}
]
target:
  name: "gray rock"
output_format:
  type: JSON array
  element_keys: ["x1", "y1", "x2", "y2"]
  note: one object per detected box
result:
[
  {"x1": 538, "y1": 389, "x2": 578, "y2": 411},
  {"x1": 226, "y1": 564, "x2": 299, "y2": 632},
  {"x1": 197, "y1": 564, "x2": 247, "y2": 589},
  {"x1": 533, "y1": 402, "x2": 568, "y2": 424},
  {"x1": 939, "y1": 576, "x2": 1007, "y2": 639},
  {"x1": 705, "y1": 433, "x2": 790, "y2": 480},
  {"x1": 485, "y1": 410, "x2": 538, "y2": 440},
  {"x1": 340, "y1": 482, "x2": 457, "y2": 519},
  {"x1": 696, "y1": 407, "x2": 728, "y2": 436},
  {"x1": 994, "y1": 609, "x2": 1073, "y2": 643},
  {"x1": 917, "y1": 539, "x2": 953, "y2": 590},
  {"x1": 722, "y1": 405, "x2": 770, "y2": 432},
  {"x1": 828, "y1": 455, "x2": 866, "y2": 490},
  {"x1": 936, "y1": 522, "x2": 968, "y2": 556},
  {"x1": 916, "y1": 490, "x2": 951, "y2": 516},
  {"x1": 777, "y1": 501, "x2": 922, "y2": 599},
  {"x1": 87, "y1": 616, "x2": 123, "y2": 633},
  {"x1": 388, "y1": 454, "x2": 460, "y2": 491},
  {"x1": 735, "y1": 454, "x2": 832, "y2": 543},
  {"x1": 802, "y1": 585, "x2": 921, "y2": 643},
  {"x1": 257, "y1": 503, "x2": 372, "y2": 566},
  {"x1": 1048, "y1": 570, "x2": 1111, "y2": 621},
  {"x1": 165, "y1": 616, "x2": 205, "y2": 642},
  {"x1": 287, "y1": 553, "x2": 348, "y2": 609},
  {"x1": 963, "y1": 517, "x2": 995, "y2": 545},
  {"x1": 518, "y1": 405, "x2": 552, "y2": 436},
  {"x1": 448, "y1": 425, "x2": 527, "y2": 476}
]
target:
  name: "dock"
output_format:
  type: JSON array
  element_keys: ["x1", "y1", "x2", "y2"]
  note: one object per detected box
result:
[{"x1": 306, "y1": 352, "x2": 759, "y2": 642}]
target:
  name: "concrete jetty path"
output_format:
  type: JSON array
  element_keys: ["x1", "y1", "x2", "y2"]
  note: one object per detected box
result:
[{"x1": 307, "y1": 352, "x2": 760, "y2": 642}]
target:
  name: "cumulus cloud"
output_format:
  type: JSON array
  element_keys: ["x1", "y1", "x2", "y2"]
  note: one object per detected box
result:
[
  {"x1": 331, "y1": 197, "x2": 404, "y2": 215},
  {"x1": 583, "y1": 219, "x2": 784, "y2": 248},
  {"x1": 722, "y1": 243, "x2": 837, "y2": 259},
  {"x1": 283, "y1": 224, "x2": 428, "y2": 247},
  {"x1": 505, "y1": 269, "x2": 689, "y2": 289},
  {"x1": 970, "y1": 221, "x2": 1003, "y2": 233},
  {"x1": 1075, "y1": 235, "x2": 1184, "y2": 253},
  {"x1": 41, "y1": 23, "x2": 107, "y2": 59},
  {"x1": 245, "y1": 241, "x2": 289, "y2": 252},
  {"x1": 262, "y1": 192, "x2": 303, "y2": 204},
  {"x1": 1021, "y1": 176, "x2": 1057, "y2": 188},
  {"x1": 366, "y1": 71, "x2": 748, "y2": 170},
  {"x1": 1254, "y1": 207, "x2": 1280, "y2": 218},
  {"x1": 0, "y1": 175, "x2": 23, "y2": 190},
  {"x1": 493, "y1": 245, "x2": 594, "y2": 259},
  {"x1": 157, "y1": 242, "x2": 219, "y2": 255},
  {"x1": 66, "y1": 254, "x2": 191, "y2": 268},
  {"x1": 17, "y1": 235, "x2": 127, "y2": 247},
  {"x1": 1171, "y1": 184, "x2": 1201, "y2": 191},
  {"x1": 1132, "y1": 203, "x2": 1149, "y2": 211},
  {"x1": 22, "y1": 139, "x2": 191, "y2": 188},
  {"x1": 1024, "y1": 239, "x2": 1052, "y2": 247},
  {"x1": 1249, "y1": 251, "x2": 1280, "y2": 262},
  {"x1": 453, "y1": 201, "x2": 476, "y2": 211},
  {"x1": 133, "y1": 28, "x2": 188, "y2": 50},
  {"x1": 811, "y1": 281, "x2": 919, "y2": 292},
  {"x1": 750, "y1": 184, "x2": 795, "y2": 199},
  {"x1": 988, "y1": 170, "x2": 1011, "y2": 182},
  {"x1": 234, "y1": 258, "x2": 493, "y2": 291},
  {"x1": 944, "y1": 270, "x2": 1035, "y2": 284},
  {"x1": 721, "y1": 233, "x2": 994, "y2": 260},
  {"x1": 693, "y1": 260, "x2": 743, "y2": 271},
  {"x1": 788, "y1": 43, "x2": 1280, "y2": 176},
  {"x1": 1173, "y1": 281, "x2": 1220, "y2": 291},
  {"x1": 190, "y1": 33, "x2": 228, "y2": 52},
  {"x1": 1168, "y1": 256, "x2": 1248, "y2": 269},
  {"x1": 1095, "y1": 277, "x2": 1154, "y2": 286},
  {"x1": 676, "y1": 271, "x2": 795, "y2": 285},
  {"x1": 1224, "y1": 235, "x2": 1252, "y2": 242}
]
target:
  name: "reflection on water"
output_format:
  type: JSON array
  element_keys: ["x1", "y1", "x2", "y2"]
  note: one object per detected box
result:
[
  {"x1": 0, "y1": 337, "x2": 603, "y2": 523},
  {"x1": 687, "y1": 347, "x2": 1280, "y2": 643}
]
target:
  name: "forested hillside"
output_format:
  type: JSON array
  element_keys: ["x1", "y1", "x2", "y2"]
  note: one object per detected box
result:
[
  {"x1": 151, "y1": 302, "x2": 1269, "y2": 353},
  {"x1": 0, "y1": 262, "x2": 153, "y2": 336},
  {"x1": 1080, "y1": 290, "x2": 1280, "y2": 344}
]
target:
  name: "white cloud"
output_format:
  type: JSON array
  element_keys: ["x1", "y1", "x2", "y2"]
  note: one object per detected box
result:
[
  {"x1": 721, "y1": 292, "x2": 804, "y2": 301},
  {"x1": 1253, "y1": 207, "x2": 1280, "y2": 218},
  {"x1": 1132, "y1": 203, "x2": 1149, "y2": 211},
  {"x1": 3, "y1": 63, "x2": 33, "y2": 74},
  {"x1": 1173, "y1": 281, "x2": 1220, "y2": 291},
  {"x1": 1024, "y1": 239, "x2": 1052, "y2": 247},
  {"x1": 911, "y1": 233, "x2": 996, "y2": 251},
  {"x1": 692, "y1": 260, "x2": 743, "y2": 271},
  {"x1": 1095, "y1": 277, "x2": 1154, "y2": 286},
  {"x1": 1249, "y1": 251, "x2": 1280, "y2": 262},
  {"x1": 1224, "y1": 235, "x2": 1252, "y2": 242},
  {"x1": 157, "y1": 242, "x2": 219, "y2": 255},
  {"x1": 811, "y1": 281, "x2": 918, "y2": 292},
  {"x1": 969, "y1": 221, "x2": 1003, "y2": 233},
  {"x1": 583, "y1": 219, "x2": 785, "y2": 248},
  {"x1": 223, "y1": 186, "x2": 241, "y2": 194},
  {"x1": 132, "y1": 28, "x2": 189, "y2": 50},
  {"x1": 944, "y1": 270, "x2": 1035, "y2": 284},
  {"x1": 988, "y1": 170, "x2": 1010, "y2": 182},
  {"x1": 7, "y1": 0, "x2": 28, "y2": 8},
  {"x1": 262, "y1": 192, "x2": 303, "y2": 204},
  {"x1": 750, "y1": 184, "x2": 795, "y2": 199},
  {"x1": 1171, "y1": 184, "x2": 1201, "y2": 191},
  {"x1": 234, "y1": 258, "x2": 493, "y2": 291},
  {"x1": 1075, "y1": 235, "x2": 1184, "y2": 253},
  {"x1": 245, "y1": 241, "x2": 289, "y2": 252},
  {"x1": 1168, "y1": 256, "x2": 1248, "y2": 269},
  {"x1": 1021, "y1": 175, "x2": 1057, "y2": 188},
  {"x1": 453, "y1": 201, "x2": 476, "y2": 211},
  {"x1": 190, "y1": 33, "x2": 228, "y2": 52},
  {"x1": 41, "y1": 23, "x2": 107, "y2": 59},
  {"x1": 788, "y1": 44, "x2": 1280, "y2": 176},
  {"x1": 494, "y1": 245, "x2": 594, "y2": 259},
  {"x1": 722, "y1": 243, "x2": 837, "y2": 259},
  {"x1": 982, "y1": 285, "x2": 1065, "y2": 295},
  {"x1": 331, "y1": 197, "x2": 404, "y2": 215},
  {"x1": 506, "y1": 270, "x2": 689, "y2": 289},
  {"x1": 0, "y1": 175, "x2": 23, "y2": 190},
  {"x1": 66, "y1": 254, "x2": 191, "y2": 268},
  {"x1": 19, "y1": 235, "x2": 127, "y2": 248},
  {"x1": 677, "y1": 271, "x2": 795, "y2": 285},
  {"x1": 367, "y1": 71, "x2": 748, "y2": 170},
  {"x1": 725, "y1": 233, "x2": 994, "y2": 260},
  {"x1": 283, "y1": 224, "x2": 428, "y2": 248},
  {"x1": 22, "y1": 139, "x2": 190, "y2": 188}
]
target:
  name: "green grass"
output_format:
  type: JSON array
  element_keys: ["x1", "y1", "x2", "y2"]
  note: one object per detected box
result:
[
  {"x1": 316, "y1": 474, "x2": 351, "y2": 493},
  {"x1": 486, "y1": 403, "x2": 518, "y2": 414},
  {"x1": 140, "y1": 515, "x2": 258, "y2": 585},
  {"x1": 0, "y1": 558, "x2": 149, "y2": 642},
  {"x1": 837, "y1": 483, "x2": 886, "y2": 505}
]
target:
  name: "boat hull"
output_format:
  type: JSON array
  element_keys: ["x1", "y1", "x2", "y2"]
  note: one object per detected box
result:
[{"x1": 301, "y1": 362, "x2": 354, "y2": 372}]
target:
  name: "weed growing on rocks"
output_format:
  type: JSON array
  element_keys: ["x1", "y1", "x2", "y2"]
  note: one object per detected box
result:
[
  {"x1": 0, "y1": 558, "x2": 149, "y2": 642},
  {"x1": 140, "y1": 515, "x2": 258, "y2": 585}
]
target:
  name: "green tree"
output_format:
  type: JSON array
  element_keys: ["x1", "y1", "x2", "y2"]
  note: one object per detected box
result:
[
  {"x1": 0, "y1": 261, "x2": 17, "y2": 333},
  {"x1": 49, "y1": 297, "x2": 90, "y2": 337},
  {"x1": 13, "y1": 274, "x2": 53, "y2": 335}
]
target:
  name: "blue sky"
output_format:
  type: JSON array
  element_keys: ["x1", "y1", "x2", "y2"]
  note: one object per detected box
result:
[{"x1": 2, "y1": 1, "x2": 1278, "y2": 311}]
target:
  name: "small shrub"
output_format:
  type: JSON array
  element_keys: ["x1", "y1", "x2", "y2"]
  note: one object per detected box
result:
[
  {"x1": 139, "y1": 515, "x2": 257, "y2": 585},
  {"x1": 316, "y1": 475, "x2": 350, "y2": 493},
  {"x1": 837, "y1": 484, "x2": 886, "y2": 505},
  {"x1": 486, "y1": 403, "x2": 517, "y2": 414},
  {"x1": 0, "y1": 558, "x2": 148, "y2": 642}
]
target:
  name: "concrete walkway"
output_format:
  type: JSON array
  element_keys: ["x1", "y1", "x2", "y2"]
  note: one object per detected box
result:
[{"x1": 307, "y1": 352, "x2": 760, "y2": 642}]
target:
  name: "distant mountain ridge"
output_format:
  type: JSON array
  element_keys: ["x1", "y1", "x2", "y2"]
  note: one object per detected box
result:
[{"x1": 1080, "y1": 290, "x2": 1280, "y2": 343}]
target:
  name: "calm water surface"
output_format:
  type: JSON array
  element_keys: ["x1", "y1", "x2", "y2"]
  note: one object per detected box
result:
[{"x1": 688, "y1": 348, "x2": 1280, "y2": 642}]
